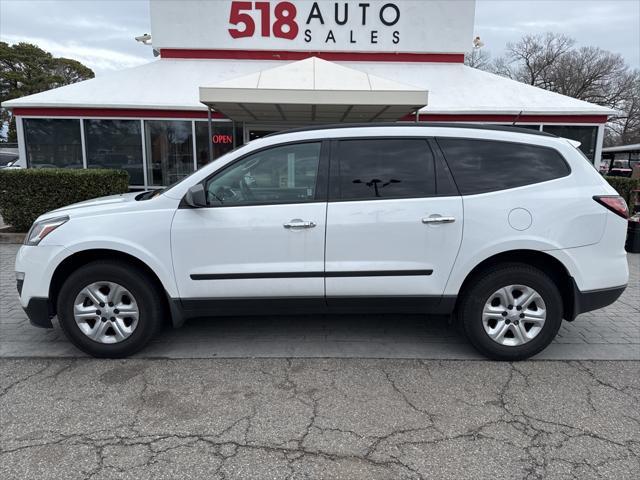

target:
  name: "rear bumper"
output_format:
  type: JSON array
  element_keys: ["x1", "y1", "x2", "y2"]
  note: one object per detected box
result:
[
  {"x1": 22, "y1": 297, "x2": 53, "y2": 328},
  {"x1": 571, "y1": 281, "x2": 626, "y2": 320}
]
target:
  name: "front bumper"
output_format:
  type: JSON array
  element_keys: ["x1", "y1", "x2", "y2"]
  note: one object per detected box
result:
[
  {"x1": 23, "y1": 297, "x2": 54, "y2": 328},
  {"x1": 15, "y1": 244, "x2": 69, "y2": 305},
  {"x1": 15, "y1": 244, "x2": 70, "y2": 328}
]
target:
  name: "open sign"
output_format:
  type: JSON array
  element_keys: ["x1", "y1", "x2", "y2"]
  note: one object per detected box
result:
[{"x1": 212, "y1": 134, "x2": 233, "y2": 144}]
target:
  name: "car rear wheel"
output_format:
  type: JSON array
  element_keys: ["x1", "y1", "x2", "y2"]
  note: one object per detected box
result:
[
  {"x1": 458, "y1": 263, "x2": 563, "y2": 361},
  {"x1": 57, "y1": 260, "x2": 164, "y2": 357}
]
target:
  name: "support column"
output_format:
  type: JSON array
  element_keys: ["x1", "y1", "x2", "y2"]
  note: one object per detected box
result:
[
  {"x1": 232, "y1": 120, "x2": 236, "y2": 148},
  {"x1": 140, "y1": 120, "x2": 148, "y2": 189},
  {"x1": 15, "y1": 116, "x2": 27, "y2": 168},
  {"x1": 207, "y1": 107, "x2": 213, "y2": 164},
  {"x1": 79, "y1": 118, "x2": 87, "y2": 169},
  {"x1": 594, "y1": 124, "x2": 605, "y2": 170}
]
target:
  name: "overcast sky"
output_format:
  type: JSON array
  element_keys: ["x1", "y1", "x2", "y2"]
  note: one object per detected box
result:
[{"x1": 1, "y1": 0, "x2": 638, "y2": 75}]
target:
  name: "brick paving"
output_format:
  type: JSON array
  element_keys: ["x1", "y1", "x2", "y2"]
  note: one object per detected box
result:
[{"x1": 1, "y1": 243, "x2": 638, "y2": 359}]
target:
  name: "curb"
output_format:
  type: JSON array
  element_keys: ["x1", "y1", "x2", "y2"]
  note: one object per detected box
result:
[{"x1": 0, "y1": 230, "x2": 25, "y2": 244}]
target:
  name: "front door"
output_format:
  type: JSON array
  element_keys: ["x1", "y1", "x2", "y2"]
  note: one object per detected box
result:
[
  {"x1": 324, "y1": 138, "x2": 463, "y2": 308},
  {"x1": 171, "y1": 141, "x2": 328, "y2": 306}
]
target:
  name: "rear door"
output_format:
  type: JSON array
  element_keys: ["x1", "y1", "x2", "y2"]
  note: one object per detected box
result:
[{"x1": 324, "y1": 137, "x2": 463, "y2": 310}]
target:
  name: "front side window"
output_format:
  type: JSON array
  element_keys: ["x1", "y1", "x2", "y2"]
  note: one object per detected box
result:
[
  {"x1": 84, "y1": 119, "x2": 144, "y2": 185},
  {"x1": 205, "y1": 142, "x2": 321, "y2": 206},
  {"x1": 437, "y1": 138, "x2": 570, "y2": 195},
  {"x1": 336, "y1": 139, "x2": 435, "y2": 201},
  {"x1": 23, "y1": 119, "x2": 82, "y2": 169}
]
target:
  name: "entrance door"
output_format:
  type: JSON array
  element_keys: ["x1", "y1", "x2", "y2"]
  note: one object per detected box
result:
[
  {"x1": 324, "y1": 138, "x2": 463, "y2": 309},
  {"x1": 171, "y1": 141, "x2": 329, "y2": 307}
]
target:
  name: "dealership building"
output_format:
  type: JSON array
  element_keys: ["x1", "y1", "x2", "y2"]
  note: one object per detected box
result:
[{"x1": 3, "y1": 0, "x2": 615, "y2": 188}]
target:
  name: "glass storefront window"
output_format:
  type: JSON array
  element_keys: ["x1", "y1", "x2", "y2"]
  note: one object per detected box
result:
[
  {"x1": 542, "y1": 125, "x2": 598, "y2": 162},
  {"x1": 84, "y1": 120, "x2": 144, "y2": 185},
  {"x1": 145, "y1": 120, "x2": 194, "y2": 186},
  {"x1": 195, "y1": 121, "x2": 242, "y2": 169},
  {"x1": 501, "y1": 124, "x2": 541, "y2": 131},
  {"x1": 23, "y1": 119, "x2": 82, "y2": 168}
]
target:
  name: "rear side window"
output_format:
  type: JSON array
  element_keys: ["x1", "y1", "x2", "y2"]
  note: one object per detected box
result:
[
  {"x1": 335, "y1": 139, "x2": 434, "y2": 201},
  {"x1": 437, "y1": 138, "x2": 570, "y2": 195}
]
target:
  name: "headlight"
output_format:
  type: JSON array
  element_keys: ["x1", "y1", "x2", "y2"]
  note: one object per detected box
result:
[{"x1": 24, "y1": 216, "x2": 69, "y2": 246}]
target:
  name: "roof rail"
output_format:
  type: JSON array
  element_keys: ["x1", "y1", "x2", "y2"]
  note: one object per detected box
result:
[{"x1": 265, "y1": 122, "x2": 556, "y2": 138}]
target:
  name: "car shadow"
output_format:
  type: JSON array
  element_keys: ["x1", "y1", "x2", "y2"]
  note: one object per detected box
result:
[{"x1": 146, "y1": 313, "x2": 476, "y2": 359}]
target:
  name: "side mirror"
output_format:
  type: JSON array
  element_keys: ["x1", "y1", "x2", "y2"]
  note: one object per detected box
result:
[{"x1": 184, "y1": 183, "x2": 207, "y2": 208}]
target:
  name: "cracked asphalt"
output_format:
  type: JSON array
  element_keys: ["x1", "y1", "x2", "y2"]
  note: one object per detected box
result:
[
  {"x1": 2, "y1": 244, "x2": 639, "y2": 478},
  {"x1": 1, "y1": 358, "x2": 639, "y2": 479}
]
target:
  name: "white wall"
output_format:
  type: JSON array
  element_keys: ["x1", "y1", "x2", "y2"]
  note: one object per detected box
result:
[{"x1": 150, "y1": 0, "x2": 476, "y2": 54}]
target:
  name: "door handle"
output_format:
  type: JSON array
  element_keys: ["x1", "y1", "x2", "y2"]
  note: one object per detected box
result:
[
  {"x1": 422, "y1": 216, "x2": 456, "y2": 224},
  {"x1": 283, "y1": 219, "x2": 317, "y2": 229}
]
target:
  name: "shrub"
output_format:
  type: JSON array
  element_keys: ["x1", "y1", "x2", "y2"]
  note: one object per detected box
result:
[
  {"x1": 0, "y1": 169, "x2": 129, "y2": 232},
  {"x1": 604, "y1": 176, "x2": 640, "y2": 209}
]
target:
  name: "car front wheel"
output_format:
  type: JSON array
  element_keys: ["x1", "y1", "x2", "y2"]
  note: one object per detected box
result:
[
  {"x1": 459, "y1": 263, "x2": 563, "y2": 361},
  {"x1": 57, "y1": 260, "x2": 164, "y2": 358}
]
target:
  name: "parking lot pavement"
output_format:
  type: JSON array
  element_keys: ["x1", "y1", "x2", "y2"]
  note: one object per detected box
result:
[
  {"x1": 1, "y1": 358, "x2": 639, "y2": 480},
  {"x1": 2, "y1": 245, "x2": 639, "y2": 479},
  {"x1": 1, "y1": 243, "x2": 638, "y2": 360}
]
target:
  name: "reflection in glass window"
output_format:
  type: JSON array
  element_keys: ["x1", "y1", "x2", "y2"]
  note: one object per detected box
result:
[
  {"x1": 194, "y1": 122, "x2": 243, "y2": 169},
  {"x1": 23, "y1": 119, "x2": 82, "y2": 169},
  {"x1": 542, "y1": 125, "x2": 598, "y2": 161},
  {"x1": 144, "y1": 120, "x2": 194, "y2": 186},
  {"x1": 510, "y1": 125, "x2": 541, "y2": 131},
  {"x1": 206, "y1": 143, "x2": 321, "y2": 206},
  {"x1": 336, "y1": 139, "x2": 434, "y2": 200},
  {"x1": 84, "y1": 120, "x2": 144, "y2": 185}
]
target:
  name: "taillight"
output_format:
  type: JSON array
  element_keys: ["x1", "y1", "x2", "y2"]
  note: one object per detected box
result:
[{"x1": 593, "y1": 195, "x2": 629, "y2": 219}]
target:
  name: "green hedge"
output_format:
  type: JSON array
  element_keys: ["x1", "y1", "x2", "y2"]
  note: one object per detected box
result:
[
  {"x1": 0, "y1": 169, "x2": 129, "y2": 232},
  {"x1": 604, "y1": 176, "x2": 640, "y2": 209}
]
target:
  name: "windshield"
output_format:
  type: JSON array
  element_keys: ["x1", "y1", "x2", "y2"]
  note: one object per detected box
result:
[
  {"x1": 0, "y1": 153, "x2": 18, "y2": 167},
  {"x1": 612, "y1": 160, "x2": 630, "y2": 169}
]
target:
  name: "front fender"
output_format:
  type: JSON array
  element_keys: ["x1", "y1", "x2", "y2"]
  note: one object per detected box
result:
[
  {"x1": 62, "y1": 238, "x2": 179, "y2": 298},
  {"x1": 42, "y1": 208, "x2": 179, "y2": 298}
]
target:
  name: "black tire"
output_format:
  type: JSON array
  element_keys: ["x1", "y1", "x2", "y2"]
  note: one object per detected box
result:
[
  {"x1": 57, "y1": 260, "x2": 164, "y2": 358},
  {"x1": 458, "y1": 263, "x2": 563, "y2": 361}
]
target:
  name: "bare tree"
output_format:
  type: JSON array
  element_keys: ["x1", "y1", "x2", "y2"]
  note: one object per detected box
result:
[
  {"x1": 464, "y1": 48, "x2": 492, "y2": 70},
  {"x1": 486, "y1": 32, "x2": 639, "y2": 146},
  {"x1": 605, "y1": 71, "x2": 640, "y2": 145},
  {"x1": 495, "y1": 33, "x2": 575, "y2": 87},
  {"x1": 548, "y1": 47, "x2": 632, "y2": 107}
]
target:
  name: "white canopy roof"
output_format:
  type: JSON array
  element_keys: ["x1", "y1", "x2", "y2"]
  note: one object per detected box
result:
[
  {"x1": 602, "y1": 144, "x2": 640, "y2": 153},
  {"x1": 199, "y1": 57, "x2": 428, "y2": 123},
  {"x1": 3, "y1": 57, "x2": 615, "y2": 118}
]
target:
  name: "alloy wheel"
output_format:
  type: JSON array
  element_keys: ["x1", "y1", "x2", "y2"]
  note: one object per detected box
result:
[
  {"x1": 73, "y1": 281, "x2": 139, "y2": 344},
  {"x1": 482, "y1": 284, "x2": 547, "y2": 347}
]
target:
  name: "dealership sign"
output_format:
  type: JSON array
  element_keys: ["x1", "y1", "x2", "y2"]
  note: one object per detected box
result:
[{"x1": 151, "y1": 0, "x2": 475, "y2": 53}]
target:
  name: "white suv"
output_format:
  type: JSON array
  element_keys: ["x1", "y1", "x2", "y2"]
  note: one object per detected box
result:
[{"x1": 15, "y1": 124, "x2": 629, "y2": 360}]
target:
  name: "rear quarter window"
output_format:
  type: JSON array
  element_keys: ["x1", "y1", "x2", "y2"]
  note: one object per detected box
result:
[{"x1": 436, "y1": 138, "x2": 570, "y2": 195}]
